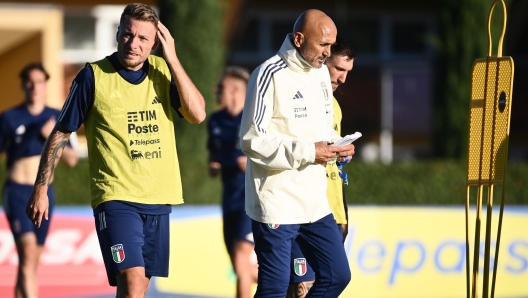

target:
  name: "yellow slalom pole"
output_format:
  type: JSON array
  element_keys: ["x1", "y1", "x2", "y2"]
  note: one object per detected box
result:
[
  {"x1": 482, "y1": 184, "x2": 494, "y2": 298},
  {"x1": 472, "y1": 184, "x2": 484, "y2": 298},
  {"x1": 491, "y1": 183, "x2": 507, "y2": 297},
  {"x1": 466, "y1": 1, "x2": 513, "y2": 297},
  {"x1": 487, "y1": 0, "x2": 507, "y2": 58},
  {"x1": 465, "y1": 185, "x2": 471, "y2": 298}
]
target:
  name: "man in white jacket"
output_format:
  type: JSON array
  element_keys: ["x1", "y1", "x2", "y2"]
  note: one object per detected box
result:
[{"x1": 239, "y1": 9, "x2": 354, "y2": 297}]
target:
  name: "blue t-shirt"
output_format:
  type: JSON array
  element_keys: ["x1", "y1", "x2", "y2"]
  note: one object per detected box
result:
[
  {"x1": 57, "y1": 53, "x2": 180, "y2": 215},
  {"x1": 0, "y1": 105, "x2": 61, "y2": 169},
  {"x1": 207, "y1": 109, "x2": 245, "y2": 214}
]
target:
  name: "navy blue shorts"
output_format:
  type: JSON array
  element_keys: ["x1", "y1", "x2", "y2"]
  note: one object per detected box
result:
[
  {"x1": 252, "y1": 214, "x2": 350, "y2": 297},
  {"x1": 223, "y1": 210, "x2": 254, "y2": 256},
  {"x1": 290, "y1": 225, "x2": 344, "y2": 283},
  {"x1": 2, "y1": 181, "x2": 55, "y2": 245},
  {"x1": 94, "y1": 201, "x2": 170, "y2": 287}
]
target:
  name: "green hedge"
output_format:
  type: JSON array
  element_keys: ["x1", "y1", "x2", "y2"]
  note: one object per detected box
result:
[
  {"x1": 343, "y1": 161, "x2": 527, "y2": 205},
  {"x1": 0, "y1": 158, "x2": 222, "y2": 205},
  {"x1": 1, "y1": 159, "x2": 526, "y2": 205}
]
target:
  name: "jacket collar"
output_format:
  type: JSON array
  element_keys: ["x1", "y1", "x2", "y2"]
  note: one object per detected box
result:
[{"x1": 277, "y1": 34, "x2": 313, "y2": 73}]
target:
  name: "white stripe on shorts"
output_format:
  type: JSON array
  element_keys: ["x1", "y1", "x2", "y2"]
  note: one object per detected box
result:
[{"x1": 99, "y1": 212, "x2": 107, "y2": 231}]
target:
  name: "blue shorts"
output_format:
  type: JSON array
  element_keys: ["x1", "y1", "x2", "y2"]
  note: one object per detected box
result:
[
  {"x1": 223, "y1": 210, "x2": 254, "y2": 256},
  {"x1": 290, "y1": 225, "x2": 344, "y2": 283},
  {"x1": 2, "y1": 180, "x2": 55, "y2": 245},
  {"x1": 252, "y1": 214, "x2": 350, "y2": 297},
  {"x1": 94, "y1": 201, "x2": 170, "y2": 287}
]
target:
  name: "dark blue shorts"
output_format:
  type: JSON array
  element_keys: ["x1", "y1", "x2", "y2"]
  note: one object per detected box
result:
[
  {"x1": 2, "y1": 181, "x2": 55, "y2": 245},
  {"x1": 223, "y1": 210, "x2": 254, "y2": 256},
  {"x1": 94, "y1": 201, "x2": 170, "y2": 287},
  {"x1": 252, "y1": 214, "x2": 350, "y2": 297},
  {"x1": 290, "y1": 225, "x2": 344, "y2": 283}
]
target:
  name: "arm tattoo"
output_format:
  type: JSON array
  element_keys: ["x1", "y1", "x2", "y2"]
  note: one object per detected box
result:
[{"x1": 35, "y1": 131, "x2": 69, "y2": 186}]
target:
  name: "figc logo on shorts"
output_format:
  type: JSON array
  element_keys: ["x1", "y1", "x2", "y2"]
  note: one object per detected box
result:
[
  {"x1": 267, "y1": 223, "x2": 280, "y2": 229},
  {"x1": 294, "y1": 258, "x2": 307, "y2": 276},
  {"x1": 111, "y1": 244, "x2": 125, "y2": 263}
]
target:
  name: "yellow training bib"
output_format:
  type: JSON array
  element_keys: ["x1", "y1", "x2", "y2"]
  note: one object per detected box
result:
[
  {"x1": 326, "y1": 97, "x2": 346, "y2": 224},
  {"x1": 85, "y1": 55, "x2": 183, "y2": 208}
]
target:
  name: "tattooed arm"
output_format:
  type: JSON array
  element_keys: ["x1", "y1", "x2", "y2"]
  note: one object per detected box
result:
[{"x1": 26, "y1": 122, "x2": 72, "y2": 228}]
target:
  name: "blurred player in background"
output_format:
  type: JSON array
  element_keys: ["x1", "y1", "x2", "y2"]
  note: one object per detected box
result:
[
  {"x1": 25, "y1": 3, "x2": 206, "y2": 297},
  {"x1": 208, "y1": 66, "x2": 257, "y2": 298},
  {"x1": 0, "y1": 63, "x2": 78, "y2": 298},
  {"x1": 287, "y1": 36, "x2": 356, "y2": 297}
]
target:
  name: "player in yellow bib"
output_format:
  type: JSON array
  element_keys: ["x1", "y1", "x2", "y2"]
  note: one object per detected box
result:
[
  {"x1": 287, "y1": 35, "x2": 355, "y2": 297},
  {"x1": 25, "y1": 3, "x2": 206, "y2": 297}
]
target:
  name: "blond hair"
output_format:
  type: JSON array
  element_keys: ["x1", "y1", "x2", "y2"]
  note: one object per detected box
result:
[{"x1": 120, "y1": 3, "x2": 159, "y2": 30}]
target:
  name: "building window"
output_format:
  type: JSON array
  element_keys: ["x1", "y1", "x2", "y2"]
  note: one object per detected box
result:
[
  {"x1": 111, "y1": 22, "x2": 119, "y2": 48},
  {"x1": 228, "y1": 11, "x2": 433, "y2": 65},
  {"x1": 271, "y1": 21, "x2": 292, "y2": 50},
  {"x1": 232, "y1": 18, "x2": 259, "y2": 53},
  {"x1": 64, "y1": 15, "x2": 95, "y2": 50}
]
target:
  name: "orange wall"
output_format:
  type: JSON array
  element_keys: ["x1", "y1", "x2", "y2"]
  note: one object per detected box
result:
[{"x1": 0, "y1": 34, "x2": 42, "y2": 112}]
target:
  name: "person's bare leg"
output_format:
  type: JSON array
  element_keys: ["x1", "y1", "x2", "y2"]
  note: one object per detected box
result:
[
  {"x1": 285, "y1": 280, "x2": 315, "y2": 298},
  {"x1": 15, "y1": 233, "x2": 42, "y2": 298},
  {"x1": 233, "y1": 241, "x2": 258, "y2": 298},
  {"x1": 115, "y1": 266, "x2": 151, "y2": 298}
]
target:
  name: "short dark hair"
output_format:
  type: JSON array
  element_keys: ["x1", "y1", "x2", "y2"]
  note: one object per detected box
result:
[
  {"x1": 120, "y1": 3, "x2": 159, "y2": 30},
  {"x1": 223, "y1": 66, "x2": 250, "y2": 85},
  {"x1": 331, "y1": 36, "x2": 356, "y2": 60},
  {"x1": 19, "y1": 63, "x2": 50, "y2": 83}
]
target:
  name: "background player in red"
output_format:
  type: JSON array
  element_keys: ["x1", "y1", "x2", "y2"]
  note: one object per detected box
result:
[
  {"x1": 0, "y1": 63, "x2": 78, "y2": 298},
  {"x1": 208, "y1": 66, "x2": 258, "y2": 298}
]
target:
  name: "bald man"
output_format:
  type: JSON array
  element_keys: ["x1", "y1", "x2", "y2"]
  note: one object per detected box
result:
[{"x1": 239, "y1": 10, "x2": 353, "y2": 297}]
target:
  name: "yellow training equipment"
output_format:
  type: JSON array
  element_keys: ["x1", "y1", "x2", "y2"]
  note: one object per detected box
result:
[{"x1": 465, "y1": 1, "x2": 514, "y2": 298}]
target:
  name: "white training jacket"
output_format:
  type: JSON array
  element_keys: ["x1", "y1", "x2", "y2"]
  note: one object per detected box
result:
[{"x1": 240, "y1": 34, "x2": 341, "y2": 224}]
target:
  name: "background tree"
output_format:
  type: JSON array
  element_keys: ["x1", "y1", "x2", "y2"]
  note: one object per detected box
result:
[
  {"x1": 432, "y1": 0, "x2": 506, "y2": 159},
  {"x1": 158, "y1": 0, "x2": 226, "y2": 203}
]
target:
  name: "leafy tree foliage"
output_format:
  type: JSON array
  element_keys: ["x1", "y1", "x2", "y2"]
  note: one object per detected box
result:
[
  {"x1": 433, "y1": 0, "x2": 506, "y2": 158},
  {"x1": 158, "y1": 0, "x2": 226, "y2": 202}
]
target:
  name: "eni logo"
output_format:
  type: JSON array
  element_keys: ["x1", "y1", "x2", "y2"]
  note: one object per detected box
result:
[
  {"x1": 131, "y1": 150, "x2": 144, "y2": 160},
  {"x1": 130, "y1": 148, "x2": 163, "y2": 160}
]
